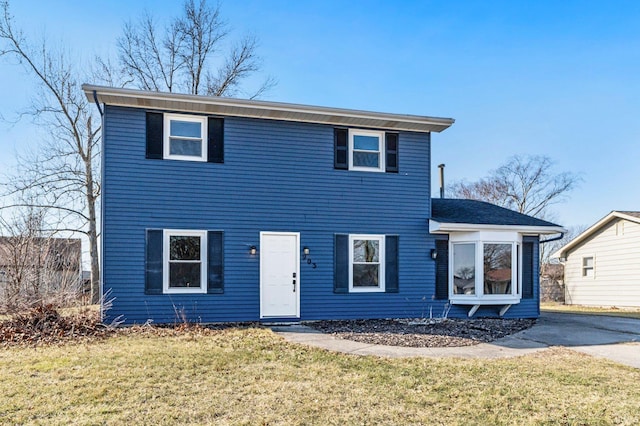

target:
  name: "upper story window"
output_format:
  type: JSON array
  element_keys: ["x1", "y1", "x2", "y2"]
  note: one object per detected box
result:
[
  {"x1": 334, "y1": 128, "x2": 399, "y2": 173},
  {"x1": 146, "y1": 112, "x2": 224, "y2": 163},
  {"x1": 349, "y1": 130, "x2": 384, "y2": 172},
  {"x1": 164, "y1": 114, "x2": 208, "y2": 162},
  {"x1": 449, "y1": 231, "x2": 521, "y2": 304},
  {"x1": 163, "y1": 229, "x2": 208, "y2": 294}
]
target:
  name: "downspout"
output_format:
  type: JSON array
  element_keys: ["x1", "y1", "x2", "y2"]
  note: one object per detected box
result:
[
  {"x1": 92, "y1": 90, "x2": 104, "y2": 117},
  {"x1": 92, "y1": 89, "x2": 105, "y2": 321}
]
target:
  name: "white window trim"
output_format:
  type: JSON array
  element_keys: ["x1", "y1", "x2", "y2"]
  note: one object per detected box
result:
[
  {"x1": 349, "y1": 234, "x2": 385, "y2": 293},
  {"x1": 582, "y1": 255, "x2": 595, "y2": 278},
  {"x1": 449, "y1": 231, "x2": 522, "y2": 305},
  {"x1": 163, "y1": 229, "x2": 208, "y2": 294},
  {"x1": 348, "y1": 129, "x2": 385, "y2": 172},
  {"x1": 163, "y1": 113, "x2": 208, "y2": 162}
]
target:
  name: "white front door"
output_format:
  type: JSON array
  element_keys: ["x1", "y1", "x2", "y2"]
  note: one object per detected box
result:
[{"x1": 260, "y1": 232, "x2": 300, "y2": 318}]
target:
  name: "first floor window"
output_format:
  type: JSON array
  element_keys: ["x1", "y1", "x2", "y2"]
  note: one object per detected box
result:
[
  {"x1": 164, "y1": 114, "x2": 207, "y2": 161},
  {"x1": 582, "y1": 256, "x2": 594, "y2": 277},
  {"x1": 483, "y1": 243, "x2": 512, "y2": 295},
  {"x1": 450, "y1": 238, "x2": 520, "y2": 301},
  {"x1": 349, "y1": 234, "x2": 385, "y2": 292},
  {"x1": 164, "y1": 230, "x2": 207, "y2": 293},
  {"x1": 453, "y1": 243, "x2": 475, "y2": 295}
]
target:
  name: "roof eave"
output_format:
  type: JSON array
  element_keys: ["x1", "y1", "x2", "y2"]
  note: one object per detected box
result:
[
  {"x1": 553, "y1": 210, "x2": 640, "y2": 258},
  {"x1": 82, "y1": 84, "x2": 455, "y2": 133},
  {"x1": 429, "y1": 220, "x2": 566, "y2": 235}
]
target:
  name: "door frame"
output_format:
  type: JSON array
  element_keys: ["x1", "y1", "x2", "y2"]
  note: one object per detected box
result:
[{"x1": 259, "y1": 231, "x2": 300, "y2": 319}]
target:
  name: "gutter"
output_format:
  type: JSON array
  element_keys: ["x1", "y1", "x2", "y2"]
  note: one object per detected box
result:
[{"x1": 539, "y1": 232, "x2": 564, "y2": 244}]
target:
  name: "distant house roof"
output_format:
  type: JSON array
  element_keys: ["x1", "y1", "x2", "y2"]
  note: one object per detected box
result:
[
  {"x1": 83, "y1": 85, "x2": 455, "y2": 133},
  {"x1": 553, "y1": 210, "x2": 640, "y2": 258},
  {"x1": 429, "y1": 198, "x2": 564, "y2": 235}
]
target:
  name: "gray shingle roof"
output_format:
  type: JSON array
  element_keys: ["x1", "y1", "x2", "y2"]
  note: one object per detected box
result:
[
  {"x1": 431, "y1": 198, "x2": 561, "y2": 227},
  {"x1": 618, "y1": 211, "x2": 640, "y2": 219}
]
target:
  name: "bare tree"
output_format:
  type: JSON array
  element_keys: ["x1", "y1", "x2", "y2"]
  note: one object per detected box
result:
[
  {"x1": 118, "y1": 0, "x2": 275, "y2": 97},
  {"x1": 0, "y1": 0, "x2": 100, "y2": 303},
  {"x1": 449, "y1": 155, "x2": 580, "y2": 218}
]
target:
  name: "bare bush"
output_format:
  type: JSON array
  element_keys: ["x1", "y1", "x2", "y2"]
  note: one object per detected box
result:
[{"x1": 0, "y1": 209, "x2": 82, "y2": 313}]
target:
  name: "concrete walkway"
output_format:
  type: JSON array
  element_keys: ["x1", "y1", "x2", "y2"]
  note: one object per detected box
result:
[{"x1": 271, "y1": 312, "x2": 640, "y2": 368}]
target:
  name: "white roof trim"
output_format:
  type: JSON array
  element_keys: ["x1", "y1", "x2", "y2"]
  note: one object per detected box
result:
[
  {"x1": 429, "y1": 220, "x2": 565, "y2": 235},
  {"x1": 553, "y1": 211, "x2": 640, "y2": 258},
  {"x1": 82, "y1": 84, "x2": 455, "y2": 133}
]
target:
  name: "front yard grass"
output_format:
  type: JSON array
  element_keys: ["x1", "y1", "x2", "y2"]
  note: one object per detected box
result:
[
  {"x1": 2, "y1": 327, "x2": 640, "y2": 425},
  {"x1": 541, "y1": 302, "x2": 640, "y2": 319}
]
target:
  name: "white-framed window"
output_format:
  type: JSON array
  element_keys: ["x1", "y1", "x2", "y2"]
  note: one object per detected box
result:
[
  {"x1": 449, "y1": 231, "x2": 521, "y2": 303},
  {"x1": 582, "y1": 256, "x2": 594, "y2": 277},
  {"x1": 349, "y1": 234, "x2": 385, "y2": 292},
  {"x1": 163, "y1": 229, "x2": 207, "y2": 293},
  {"x1": 163, "y1": 114, "x2": 208, "y2": 162},
  {"x1": 349, "y1": 129, "x2": 385, "y2": 172}
]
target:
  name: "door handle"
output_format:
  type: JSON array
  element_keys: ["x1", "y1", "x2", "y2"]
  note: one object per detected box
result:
[{"x1": 292, "y1": 279, "x2": 296, "y2": 292}]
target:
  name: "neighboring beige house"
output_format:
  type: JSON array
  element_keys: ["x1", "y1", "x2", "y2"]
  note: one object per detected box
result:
[{"x1": 554, "y1": 211, "x2": 640, "y2": 308}]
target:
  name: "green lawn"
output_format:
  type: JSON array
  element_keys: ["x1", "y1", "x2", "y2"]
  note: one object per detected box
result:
[
  {"x1": 1, "y1": 327, "x2": 639, "y2": 425},
  {"x1": 541, "y1": 302, "x2": 640, "y2": 319}
]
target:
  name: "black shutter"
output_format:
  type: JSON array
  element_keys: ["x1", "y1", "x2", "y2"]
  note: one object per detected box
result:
[
  {"x1": 334, "y1": 234, "x2": 349, "y2": 293},
  {"x1": 385, "y1": 235, "x2": 399, "y2": 293},
  {"x1": 145, "y1": 229, "x2": 163, "y2": 294},
  {"x1": 385, "y1": 133, "x2": 399, "y2": 173},
  {"x1": 334, "y1": 128, "x2": 348, "y2": 170},
  {"x1": 208, "y1": 117, "x2": 224, "y2": 163},
  {"x1": 435, "y1": 239, "x2": 449, "y2": 300},
  {"x1": 522, "y1": 240, "x2": 534, "y2": 299},
  {"x1": 207, "y1": 231, "x2": 224, "y2": 293},
  {"x1": 146, "y1": 112, "x2": 163, "y2": 160}
]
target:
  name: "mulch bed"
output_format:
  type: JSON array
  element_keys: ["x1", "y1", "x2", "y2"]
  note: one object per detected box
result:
[
  {"x1": 1, "y1": 306, "x2": 535, "y2": 349},
  {"x1": 308, "y1": 318, "x2": 536, "y2": 347}
]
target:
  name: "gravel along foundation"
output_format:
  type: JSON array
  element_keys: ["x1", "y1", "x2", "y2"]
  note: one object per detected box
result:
[{"x1": 308, "y1": 318, "x2": 536, "y2": 348}]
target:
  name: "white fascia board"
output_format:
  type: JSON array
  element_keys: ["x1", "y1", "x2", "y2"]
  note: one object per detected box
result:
[
  {"x1": 429, "y1": 220, "x2": 565, "y2": 235},
  {"x1": 553, "y1": 211, "x2": 640, "y2": 259},
  {"x1": 82, "y1": 84, "x2": 455, "y2": 133}
]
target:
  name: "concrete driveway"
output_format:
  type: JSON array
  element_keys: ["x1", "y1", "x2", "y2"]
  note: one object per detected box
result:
[
  {"x1": 499, "y1": 311, "x2": 640, "y2": 368},
  {"x1": 273, "y1": 312, "x2": 640, "y2": 368}
]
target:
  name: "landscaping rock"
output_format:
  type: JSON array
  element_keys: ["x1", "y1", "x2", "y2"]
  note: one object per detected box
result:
[{"x1": 308, "y1": 318, "x2": 535, "y2": 348}]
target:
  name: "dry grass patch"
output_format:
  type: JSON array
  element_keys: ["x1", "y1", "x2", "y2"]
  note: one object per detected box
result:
[
  {"x1": 1, "y1": 328, "x2": 639, "y2": 425},
  {"x1": 542, "y1": 303, "x2": 640, "y2": 319}
]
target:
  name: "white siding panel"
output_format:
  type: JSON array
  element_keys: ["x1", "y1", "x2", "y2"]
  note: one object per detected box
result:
[{"x1": 565, "y1": 219, "x2": 640, "y2": 307}]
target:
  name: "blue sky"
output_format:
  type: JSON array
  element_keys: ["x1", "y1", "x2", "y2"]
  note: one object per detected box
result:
[{"x1": 1, "y1": 0, "x2": 639, "y2": 229}]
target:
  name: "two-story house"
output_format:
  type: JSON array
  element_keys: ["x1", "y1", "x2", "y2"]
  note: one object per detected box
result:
[{"x1": 84, "y1": 85, "x2": 563, "y2": 324}]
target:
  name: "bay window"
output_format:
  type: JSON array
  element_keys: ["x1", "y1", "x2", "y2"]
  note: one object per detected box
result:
[{"x1": 450, "y1": 231, "x2": 521, "y2": 304}]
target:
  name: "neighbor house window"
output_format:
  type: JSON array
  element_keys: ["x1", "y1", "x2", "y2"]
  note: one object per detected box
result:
[
  {"x1": 349, "y1": 234, "x2": 385, "y2": 292},
  {"x1": 163, "y1": 114, "x2": 207, "y2": 161},
  {"x1": 582, "y1": 256, "x2": 594, "y2": 277},
  {"x1": 163, "y1": 230, "x2": 207, "y2": 293},
  {"x1": 349, "y1": 129, "x2": 384, "y2": 172},
  {"x1": 449, "y1": 232, "x2": 521, "y2": 303}
]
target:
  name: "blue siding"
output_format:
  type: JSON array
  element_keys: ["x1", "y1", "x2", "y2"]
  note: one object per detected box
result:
[{"x1": 102, "y1": 105, "x2": 539, "y2": 324}]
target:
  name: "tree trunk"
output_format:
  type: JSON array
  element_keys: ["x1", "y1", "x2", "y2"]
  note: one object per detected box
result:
[{"x1": 85, "y1": 156, "x2": 100, "y2": 305}]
